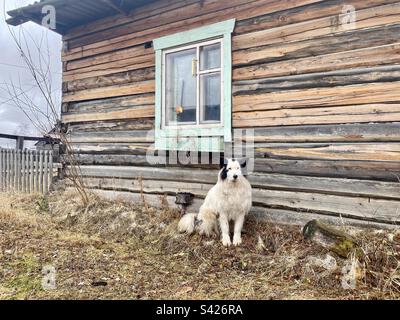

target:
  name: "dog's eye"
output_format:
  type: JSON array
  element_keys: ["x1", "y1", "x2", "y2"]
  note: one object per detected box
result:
[{"x1": 228, "y1": 168, "x2": 232, "y2": 170}]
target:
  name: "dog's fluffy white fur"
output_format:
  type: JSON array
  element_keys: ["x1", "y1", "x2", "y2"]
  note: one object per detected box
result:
[{"x1": 178, "y1": 158, "x2": 252, "y2": 246}]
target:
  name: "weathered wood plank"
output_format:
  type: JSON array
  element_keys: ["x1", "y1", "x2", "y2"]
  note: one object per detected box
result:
[
  {"x1": 68, "y1": 176, "x2": 400, "y2": 224},
  {"x1": 233, "y1": 24, "x2": 400, "y2": 67},
  {"x1": 252, "y1": 188, "x2": 400, "y2": 223},
  {"x1": 233, "y1": 81, "x2": 400, "y2": 111},
  {"x1": 251, "y1": 207, "x2": 398, "y2": 229},
  {"x1": 62, "y1": 106, "x2": 155, "y2": 123},
  {"x1": 254, "y1": 158, "x2": 400, "y2": 181},
  {"x1": 70, "y1": 143, "x2": 153, "y2": 155},
  {"x1": 252, "y1": 142, "x2": 400, "y2": 161},
  {"x1": 62, "y1": 80, "x2": 155, "y2": 103},
  {"x1": 72, "y1": 154, "x2": 151, "y2": 166},
  {"x1": 233, "y1": 66, "x2": 400, "y2": 95},
  {"x1": 236, "y1": 123, "x2": 400, "y2": 143},
  {"x1": 233, "y1": 2, "x2": 400, "y2": 51},
  {"x1": 68, "y1": 130, "x2": 154, "y2": 144},
  {"x1": 66, "y1": 46, "x2": 154, "y2": 71},
  {"x1": 233, "y1": 104, "x2": 400, "y2": 127},
  {"x1": 68, "y1": 118, "x2": 155, "y2": 133},
  {"x1": 65, "y1": 67, "x2": 155, "y2": 93},
  {"x1": 233, "y1": 43, "x2": 400, "y2": 80},
  {"x1": 235, "y1": 0, "x2": 399, "y2": 35},
  {"x1": 65, "y1": 94, "x2": 154, "y2": 114},
  {"x1": 63, "y1": 55, "x2": 155, "y2": 82},
  {"x1": 64, "y1": 0, "x2": 197, "y2": 41},
  {"x1": 63, "y1": 0, "x2": 321, "y2": 61},
  {"x1": 76, "y1": 165, "x2": 400, "y2": 199}
]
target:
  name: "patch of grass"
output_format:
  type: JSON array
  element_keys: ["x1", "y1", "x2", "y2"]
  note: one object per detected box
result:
[
  {"x1": 1, "y1": 191, "x2": 399, "y2": 300},
  {"x1": 1, "y1": 253, "x2": 42, "y2": 300}
]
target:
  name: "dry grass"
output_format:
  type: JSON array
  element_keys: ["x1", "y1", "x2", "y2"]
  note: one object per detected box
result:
[{"x1": 0, "y1": 191, "x2": 399, "y2": 300}]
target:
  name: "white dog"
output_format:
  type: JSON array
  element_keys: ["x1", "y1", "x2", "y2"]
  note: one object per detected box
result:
[{"x1": 178, "y1": 158, "x2": 252, "y2": 246}]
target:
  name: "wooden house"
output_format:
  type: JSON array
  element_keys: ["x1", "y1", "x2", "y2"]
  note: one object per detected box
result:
[{"x1": 7, "y1": 0, "x2": 400, "y2": 228}]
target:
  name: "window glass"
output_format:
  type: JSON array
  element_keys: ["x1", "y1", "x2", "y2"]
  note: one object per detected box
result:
[
  {"x1": 200, "y1": 73, "x2": 221, "y2": 122},
  {"x1": 200, "y1": 43, "x2": 221, "y2": 71},
  {"x1": 165, "y1": 48, "x2": 197, "y2": 124}
]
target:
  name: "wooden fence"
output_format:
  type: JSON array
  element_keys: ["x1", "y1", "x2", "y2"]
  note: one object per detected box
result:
[{"x1": 0, "y1": 148, "x2": 55, "y2": 193}]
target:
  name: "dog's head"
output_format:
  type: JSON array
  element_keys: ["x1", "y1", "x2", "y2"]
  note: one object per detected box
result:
[{"x1": 219, "y1": 158, "x2": 247, "y2": 182}]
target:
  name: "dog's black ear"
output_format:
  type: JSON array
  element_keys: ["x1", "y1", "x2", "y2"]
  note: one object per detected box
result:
[
  {"x1": 220, "y1": 167, "x2": 228, "y2": 180},
  {"x1": 239, "y1": 158, "x2": 247, "y2": 168}
]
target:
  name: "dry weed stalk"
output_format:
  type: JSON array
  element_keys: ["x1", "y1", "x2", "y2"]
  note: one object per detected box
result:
[{"x1": 2, "y1": 12, "x2": 89, "y2": 205}]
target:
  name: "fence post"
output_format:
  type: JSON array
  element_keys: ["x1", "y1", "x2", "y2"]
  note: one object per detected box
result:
[
  {"x1": 49, "y1": 150, "x2": 53, "y2": 191},
  {"x1": 29, "y1": 150, "x2": 34, "y2": 193},
  {"x1": 39, "y1": 150, "x2": 43, "y2": 194},
  {"x1": 44, "y1": 150, "x2": 49, "y2": 193}
]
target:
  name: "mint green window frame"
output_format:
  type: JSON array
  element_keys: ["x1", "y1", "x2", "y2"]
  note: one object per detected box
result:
[{"x1": 153, "y1": 19, "x2": 235, "y2": 152}]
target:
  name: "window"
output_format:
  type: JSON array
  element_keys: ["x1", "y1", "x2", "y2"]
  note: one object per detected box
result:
[
  {"x1": 154, "y1": 19, "x2": 235, "y2": 152},
  {"x1": 163, "y1": 39, "x2": 222, "y2": 127}
]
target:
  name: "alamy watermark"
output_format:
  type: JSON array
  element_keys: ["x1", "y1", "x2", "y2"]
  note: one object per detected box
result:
[
  {"x1": 145, "y1": 128, "x2": 255, "y2": 173},
  {"x1": 41, "y1": 5, "x2": 56, "y2": 30}
]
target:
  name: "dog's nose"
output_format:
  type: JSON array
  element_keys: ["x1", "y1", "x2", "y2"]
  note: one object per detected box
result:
[{"x1": 233, "y1": 175, "x2": 238, "y2": 180}]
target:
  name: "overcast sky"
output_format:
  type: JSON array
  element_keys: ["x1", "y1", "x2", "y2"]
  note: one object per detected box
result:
[{"x1": 0, "y1": 0, "x2": 62, "y2": 147}]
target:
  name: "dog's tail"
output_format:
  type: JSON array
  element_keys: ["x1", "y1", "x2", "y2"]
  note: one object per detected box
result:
[
  {"x1": 178, "y1": 213, "x2": 197, "y2": 234},
  {"x1": 197, "y1": 208, "x2": 219, "y2": 238}
]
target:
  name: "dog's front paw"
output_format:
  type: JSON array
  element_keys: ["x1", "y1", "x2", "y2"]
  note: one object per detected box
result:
[
  {"x1": 222, "y1": 235, "x2": 231, "y2": 247},
  {"x1": 233, "y1": 235, "x2": 242, "y2": 246}
]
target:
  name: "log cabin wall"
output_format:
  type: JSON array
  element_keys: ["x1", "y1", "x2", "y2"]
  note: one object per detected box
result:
[{"x1": 60, "y1": 0, "x2": 400, "y2": 228}]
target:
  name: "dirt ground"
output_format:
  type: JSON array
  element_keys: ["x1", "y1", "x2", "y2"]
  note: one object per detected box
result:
[{"x1": 0, "y1": 191, "x2": 399, "y2": 300}]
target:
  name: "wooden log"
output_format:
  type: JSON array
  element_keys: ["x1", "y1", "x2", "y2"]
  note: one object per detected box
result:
[
  {"x1": 253, "y1": 188, "x2": 400, "y2": 223},
  {"x1": 68, "y1": 129, "x2": 154, "y2": 144},
  {"x1": 63, "y1": 0, "x2": 320, "y2": 61},
  {"x1": 69, "y1": 143, "x2": 153, "y2": 155},
  {"x1": 254, "y1": 158, "x2": 400, "y2": 181},
  {"x1": 303, "y1": 220, "x2": 359, "y2": 258},
  {"x1": 251, "y1": 142, "x2": 400, "y2": 162},
  {"x1": 233, "y1": 2, "x2": 400, "y2": 51},
  {"x1": 63, "y1": 0, "x2": 197, "y2": 41},
  {"x1": 233, "y1": 104, "x2": 400, "y2": 127},
  {"x1": 68, "y1": 118, "x2": 155, "y2": 133},
  {"x1": 236, "y1": 123, "x2": 400, "y2": 143},
  {"x1": 233, "y1": 24, "x2": 400, "y2": 67},
  {"x1": 62, "y1": 80, "x2": 155, "y2": 103},
  {"x1": 66, "y1": 0, "x2": 315, "y2": 49},
  {"x1": 233, "y1": 43, "x2": 400, "y2": 80},
  {"x1": 88, "y1": 188, "x2": 399, "y2": 228},
  {"x1": 63, "y1": 55, "x2": 155, "y2": 82},
  {"x1": 234, "y1": 81, "x2": 400, "y2": 112},
  {"x1": 65, "y1": 67, "x2": 155, "y2": 93},
  {"x1": 62, "y1": 105, "x2": 155, "y2": 123},
  {"x1": 66, "y1": 46, "x2": 154, "y2": 71},
  {"x1": 233, "y1": 65, "x2": 400, "y2": 95},
  {"x1": 65, "y1": 94, "x2": 154, "y2": 114},
  {"x1": 252, "y1": 207, "x2": 397, "y2": 230},
  {"x1": 75, "y1": 165, "x2": 400, "y2": 199}
]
